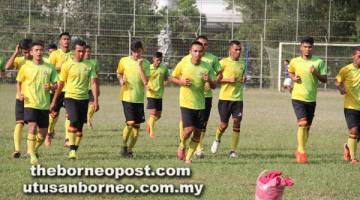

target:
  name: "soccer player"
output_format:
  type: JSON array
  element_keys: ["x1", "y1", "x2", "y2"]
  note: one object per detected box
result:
[
  {"x1": 288, "y1": 36, "x2": 327, "y2": 164},
  {"x1": 45, "y1": 32, "x2": 72, "y2": 146},
  {"x1": 282, "y1": 59, "x2": 292, "y2": 92},
  {"x1": 145, "y1": 52, "x2": 170, "y2": 139},
  {"x1": 117, "y1": 41, "x2": 150, "y2": 158},
  {"x1": 172, "y1": 41, "x2": 215, "y2": 164},
  {"x1": 50, "y1": 40, "x2": 99, "y2": 159},
  {"x1": 43, "y1": 43, "x2": 57, "y2": 63},
  {"x1": 179, "y1": 35, "x2": 221, "y2": 158},
  {"x1": 16, "y1": 41, "x2": 58, "y2": 164},
  {"x1": 5, "y1": 39, "x2": 33, "y2": 158},
  {"x1": 84, "y1": 45, "x2": 100, "y2": 129},
  {"x1": 336, "y1": 46, "x2": 360, "y2": 164},
  {"x1": 210, "y1": 40, "x2": 246, "y2": 158}
]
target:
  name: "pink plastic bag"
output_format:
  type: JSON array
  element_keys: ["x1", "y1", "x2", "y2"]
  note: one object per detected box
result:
[{"x1": 255, "y1": 170, "x2": 294, "y2": 200}]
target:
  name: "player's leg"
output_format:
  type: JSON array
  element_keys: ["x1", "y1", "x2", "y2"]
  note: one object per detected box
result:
[
  {"x1": 229, "y1": 101, "x2": 243, "y2": 158},
  {"x1": 46, "y1": 92, "x2": 64, "y2": 146},
  {"x1": 24, "y1": 108, "x2": 39, "y2": 164},
  {"x1": 185, "y1": 109, "x2": 203, "y2": 163},
  {"x1": 211, "y1": 100, "x2": 231, "y2": 154},
  {"x1": 292, "y1": 100, "x2": 310, "y2": 164},
  {"x1": 73, "y1": 99, "x2": 89, "y2": 155},
  {"x1": 178, "y1": 107, "x2": 194, "y2": 160},
  {"x1": 127, "y1": 103, "x2": 145, "y2": 157},
  {"x1": 146, "y1": 98, "x2": 157, "y2": 139},
  {"x1": 13, "y1": 99, "x2": 25, "y2": 158},
  {"x1": 196, "y1": 97, "x2": 212, "y2": 158},
  {"x1": 343, "y1": 109, "x2": 360, "y2": 164},
  {"x1": 64, "y1": 98, "x2": 80, "y2": 159},
  {"x1": 34, "y1": 110, "x2": 50, "y2": 158}
]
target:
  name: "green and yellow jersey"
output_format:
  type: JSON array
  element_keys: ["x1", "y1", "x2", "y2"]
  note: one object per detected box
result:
[
  {"x1": 219, "y1": 57, "x2": 245, "y2": 101},
  {"x1": 48, "y1": 49, "x2": 73, "y2": 72},
  {"x1": 336, "y1": 63, "x2": 360, "y2": 110},
  {"x1": 181, "y1": 52, "x2": 220, "y2": 97},
  {"x1": 288, "y1": 56, "x2": 327, "y2": 102},
  {"x1": 172, "y1": 59, "x2": 212, "y2": 110},
  {"x1": 116, "y1": 56, "x2": 151, "y2": 103},
  {"x1": 84, "y1": 59, "x2": 100, "y2": 90},
  {"x1": 16, "y1": 61, "x2": 58, "y2": 110},
  {"x1": 59, "y1": 59, "x2": 97, "y2": 100},
  {"x1": 146, "y1": 63, "x2": 169, "y2": 99}
]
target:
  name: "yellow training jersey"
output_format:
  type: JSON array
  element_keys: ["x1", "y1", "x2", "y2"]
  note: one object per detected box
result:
[
  {"x1": 16, "y1": 61, "x2": 58, "y2": 110},
  {"x1": 84, "y1": 59, "x2": 100, "y2": 90},
  {"x1": 288, "y1": 56, "x2": 327, "y2": 102},
  {"x1": 13, "y1": 56, "x2": 31, "y2": 99},
  {"x1": 172, "y1": 59, "x2": 211, "y2": 110},
  {"x1": 59, "y1": 59, "x2": 97, "y2": 100},
  {"x1": 336, "y1": 63, "x2": 360, "y2": 110},
  {"x1": 219, "y1": 57, "x2": 245, "y2": 101},
  {"x1": 117, "y1": 56, "x2": 151, "y2": 103},
  {"x1": 48, "y1": 49, "x2": 73, "y2": 72},
  {"x1": 146, "y1": 63, "x2": 169, "y2": 99}
]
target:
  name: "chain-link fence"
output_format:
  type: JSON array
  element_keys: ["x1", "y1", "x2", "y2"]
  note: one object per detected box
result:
[{"x1": 0, "y1": 0, "x2": 359, "y2": 88}]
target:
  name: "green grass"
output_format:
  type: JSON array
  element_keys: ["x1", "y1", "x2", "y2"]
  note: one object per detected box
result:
[{"x1": 1, "y1": 84, "x2": 360, "y2": 200}]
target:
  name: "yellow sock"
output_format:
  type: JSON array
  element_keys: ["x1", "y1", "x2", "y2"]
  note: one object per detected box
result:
[
  {"x1": 34, "y1": 134, "x2": 45, "y2": 153},
  {"x1": 231, "y1": 131, "x2": 240, "y2": 152},
  {"x1": 87, "y1": 104, "x2": 95, "y2": 122},
  {"x1": 68, "y1": 131, "x2": 76, "y2": 146},
  {"x1": 348, "y1": 138, "x2": 357, "y2": 160},
  {"x1": 27, "y1": 134, "x2": 36, "y2": 157},
  {"x1": 304, "y1": 127, "x2": 310, "y2": 145},
  {"x1": 14, "y1": 123, "x2": 24, "y2": 152},
  {"x1": 148, "y1": 115, "x2": 157, "y2": 137},
  {"x1": 297, "y1": 126, "x2": 306, "y2": 153},
  {"x1": 179, "y1": 131, "x2": 189, "y2": 149},
  {"x1": 75, "y1": 132, "x2": 82, "y2": 146},
  {"x1": 196, "y1": 130, "x2": 206, "y2": 151},
  {"x1": 48, "y1": 115, "x2": 58, "y2": 134},
  {"x1": 215, "y1": 126, "x2": 224, "y2": 141},
  {"x1": 128, "y1": 127, "x2": 139, "y2": 152},
  {"x1": 65, "y1": 118, "x2": 70, "y2": 140},
  {"x1": 122, "y1": 125, "x2": 132, "y2": 146},
  {"x1": 185, "y1": 139, "x2": 199, "y2": 161}
]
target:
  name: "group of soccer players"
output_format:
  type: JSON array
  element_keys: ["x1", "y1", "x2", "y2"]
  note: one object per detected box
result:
[{"x1": 4, "y1": 32, "x2": 360, "y2": 165}]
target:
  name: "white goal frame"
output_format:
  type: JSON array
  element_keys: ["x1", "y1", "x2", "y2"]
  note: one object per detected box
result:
[{"x1": 278, "y1": 42, "x2": 360, "y2": 91}]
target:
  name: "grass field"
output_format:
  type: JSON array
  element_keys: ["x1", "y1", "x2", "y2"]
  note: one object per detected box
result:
[{"x1": 1, "y1": 84, "x2": 360, "y2": 200}]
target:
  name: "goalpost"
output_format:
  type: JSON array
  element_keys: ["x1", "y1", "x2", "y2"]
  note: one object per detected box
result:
[{"x1": 277, "y1": 42, "x2": 360, "y2": 91}]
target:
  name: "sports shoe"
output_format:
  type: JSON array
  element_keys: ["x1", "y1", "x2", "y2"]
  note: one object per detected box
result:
[
  {"x1": 351, "y1": 159, "x2": 359, "y2": 164},
  {"x1": 12, "y1": 151, "x2": 21, "y2": 158},
  {"x1": 45, "y1": 133, "x2": 54, "y2": 147},
  {"x1": 295, "y1": 151, "x2": 308, "y2": 164},
  {"x1": 120, "y1": 146, "x2": 128, "y2": 157},
  {"x1": 211, "y1": 140, "x2": 220, "y2": 154},
  {"x1": 127, "y1": 152, "x2": 134, "y2": 158},
  {"x1": 343, "y1": 143, "x2": 350, "y2": 161},
  {"x1": 184, "y1": 160, "x2": 192, "y2": 164},
  {"x1": 30, "y1": 155, "x2": 39, "y2": 165},
  {"x1": 228, "y1": 151, "x2": 237, "y2": 158},
  {"x1": 68, "y1": 150, "x2": 77, "y2": 159},
  {"x1": 177, "y1": 147, "x2": 185, "y2": 160},
  {"x1": 64, "y1": 139, "x2": 70, "y2": 147},
  {"x1": 195, "y1": 150, "x2": 204, "y2": 158}
]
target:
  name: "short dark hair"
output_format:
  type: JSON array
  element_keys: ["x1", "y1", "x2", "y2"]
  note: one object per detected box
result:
[
  {"x1": 153, "y1": 52, "x2": 163, "y2": 58},
  {"x1": 59, "y1": 32, "x2": 71, "y2": 39},
  {"x1": 31, "y1": 40, "x2": 44, "y2": 48},
  {"x1": 73, "y1": 40, "x2": 86, "y2": 49},
  {"x1": 284, "y1": 59, "x2": 290, "y2": 63},
  {"x1": 19, "y1": 39, "x2": 33, "y2": 50},
  {"x1": 196, "y1": 35, "x2": 208, "y2": 41},
  {"x1": 352, "y1": 46, "x2": 360, "y2": 55},
  {"x1": 85, "y1": 45, "x2": 91, "y2": 50},
  {"x1": 228, "y1": 40, "x2": 241, "y2": 47},
  {"x1": 131, "y1": 41, "x2": 143, "y2": 52},
  {"x1": 191, "y1": 41, "x2": 204, "y2": 48},
  {"x1": 48, "y1": 43, "x2": 57, "y2": 50},
  {"x1": 300, "y1": 36, "x2": 314, "y2": 45}
]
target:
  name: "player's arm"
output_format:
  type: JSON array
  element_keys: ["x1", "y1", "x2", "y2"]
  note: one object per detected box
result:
[
  {"x1": 310, "y1": 65, "x2": 327, "y2": 83},
  {"x1": 16, "y1": 81, "x2": 23, "y2": 100},
  {"x1": 289, "y1": 72, "x2": 301, "y2": 83},
  {"x1": 91, "y1": 78, "x2": 100, "y2": 112},
  {"x1": 335, "y1": 69, "x2": 345, "y2": 95},
  {"x1": 137, "y1": 59, "x2": 148, "y2": 86},
  {"x1": 5, "y1": 45, "x2": 20, "y2": 70},
  {"x1": 50, "y1": 81, "x2": 64, "y2": 111}
]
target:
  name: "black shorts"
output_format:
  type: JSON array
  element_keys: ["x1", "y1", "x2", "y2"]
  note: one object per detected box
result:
[
  {"x1": 201, "y1": 97, "x2": 213, "y2": 128},
  {"x1": 218, "y1": 100, "x2": 243, "y2": 123},
  {"x1": 88, "y1": 90, "x2": 94, "y2": 103},
  {"x1": 180, "y1": 107, "x2": 204, "y2": 130},
  {"x1": 122, "y1": 101, "x2": 145, "y2": 124},
  {"x1": 24, "y1": 108, "x2": 49, "y2": 128},
  {"x1": 292, "y1": 99, "x2": 316, "y2": 125},
  {"x1": 15, "y1": 99, "x2": 24, "y2": 121},
  {"x1": 344, "y1": 109, "x2": 360, "y2": 129},
  {"x1": 64, "y1": 98, "x2": 89, "y2": 131},
  {"x1": 147, "y1": 98, "x2": 163, "y2": 111},
  {"x1": 50, "y1": 92, "x2": 65, "y2": 113}
]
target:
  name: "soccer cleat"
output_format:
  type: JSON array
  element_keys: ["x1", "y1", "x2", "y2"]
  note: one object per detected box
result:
[
  {"x1": 177, "y1": 147, "x2": 185, "y2": 160},
  {"x1": 228, "y1": 151, "x2": 238, "y2": 158},
  {"x1": 45, "y1": 133, "x2": 54, "y2": 147},
  {"x1": 12, "y1": 151, "x2": 21, "y2": 158},
  {"x1": 30, "y1": 155, "x2": 39, "y2": 165},
  {"x1": 211, "y1": 140, "x2": 220, "y2": 154},
  {"x1": 184, "y1": 160, "x2": 192, "y2": 164},
  {"x1": 295, "y1": 151, "x2": 308, "y2": 164},
  {"x1": 195, "y1": 150, "x2": 205, "y2": 159},
  {"x1": 64, "y1": 139, "x2": 70, "y2": 147},
  {"x1": 120, "y1": 146, "x2": 129, "y2": 157},
  {"x1": 127, "y1": 152, "x2": 134, "y2": 158},
  {"x1": 68, "y1": 150, "x2": 77, "y2": 159},
  {"x1": 343, "y1": 143, "x2": 351, "y2": 161},
  {"x1": 351, "y1": 159, "x2": 359, "y2": 164}
]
